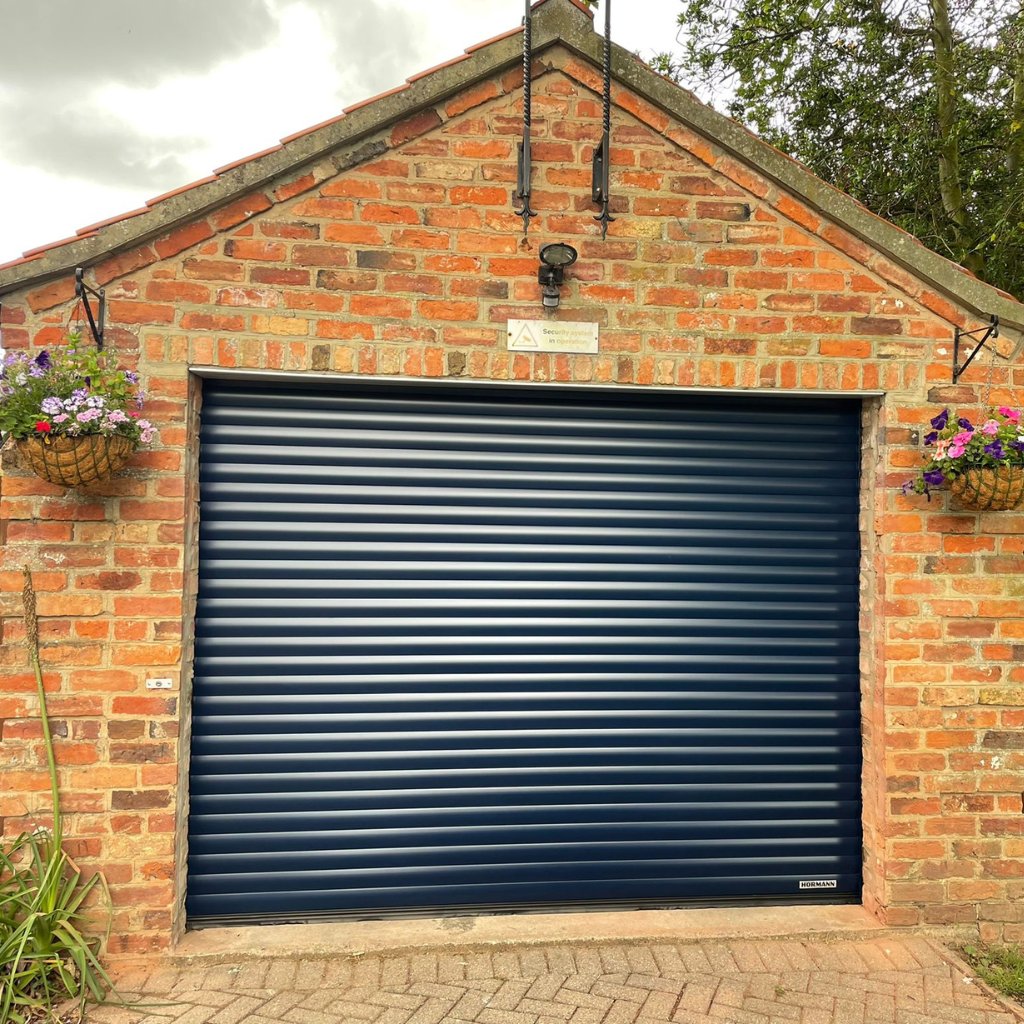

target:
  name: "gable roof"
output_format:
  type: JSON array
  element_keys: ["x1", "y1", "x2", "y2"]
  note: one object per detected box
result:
[{"x1": 1, "y1": 0, "x2": 1022, "y2": 344}]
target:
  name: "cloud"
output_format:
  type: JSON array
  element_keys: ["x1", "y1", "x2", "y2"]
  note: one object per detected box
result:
[
  {"x1": 0, "y1": 0, "x2": 428, "y2": 197},
  {"x1": 0, "y1": 0, "x2": 279, "y2": 86},
  {"x1": 1, "y1": 103, "x2": 201, "y2": 191}
]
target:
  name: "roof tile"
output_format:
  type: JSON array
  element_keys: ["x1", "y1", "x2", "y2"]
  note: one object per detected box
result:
[
  {"x1": 212, "y1": 145, "x2": 285, "y2": 175},
  {"x1": 22, "y1": 232, "x2": 97, "y2": 258},
  {"x1": 407, "y1": 53, "x2": 473, "y2": 84},
  {"x1": 76, "y1": 208, "x2": 150, "y2": 235},
  {"x1": 279, "y1": 112, "x2": 347, "y2": 145},
  {"x1": 343, "y1": 83, "x2": 410, "y2": 115},
  {"x1": 146, "y1": 176, "x2": 219, "y2": 207},
  {"x1": 0, "y1": 252, "x2": 43, "y2": 273}
]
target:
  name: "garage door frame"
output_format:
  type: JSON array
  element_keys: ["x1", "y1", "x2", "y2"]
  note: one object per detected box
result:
[{"x1": 171, "y1": 369, "x2": 886, "y2": 938}]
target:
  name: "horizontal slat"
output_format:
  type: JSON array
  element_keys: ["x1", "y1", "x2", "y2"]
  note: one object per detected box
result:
[{"x1": 188, "y1": 380, "x2": 862, "y2": 922}]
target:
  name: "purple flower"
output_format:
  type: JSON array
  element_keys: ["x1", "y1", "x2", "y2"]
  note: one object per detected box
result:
[
  {"x1": 40, "y1": 397, "x2": 64, "y2": 415},
  {"x1": 923, "y1": 431, "x2": 938, "y2": 446},
  {"x1": 1011, "y1": 440, "x2": 1024, "y2": 453},
  {"x1": 930, "y1": 409, "x2": 949, "y2": 430},
  {"x1": 33, "y1": 350, "x2": 51, "y2": 370},
  {"x1": 922, "y1": 469, "x2": 945, "y2": 486},
  {"x1": 958, "y1": 417, "x2": 973, "y2": 430},
  {"x1": 124, "y1": 370, "x2": 139, "y2": 385},
  {"x1": 984, "y1": 441, "x2": 1006, "y2": 460}
]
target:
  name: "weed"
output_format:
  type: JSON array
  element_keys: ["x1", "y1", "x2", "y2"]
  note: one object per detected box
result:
[
  {"x1": 0, "y1": 568, "x2": 118, "y2": 1023},
  {"x1": 961, "y1": 944, "x2": 1024, "y2": 1003}
]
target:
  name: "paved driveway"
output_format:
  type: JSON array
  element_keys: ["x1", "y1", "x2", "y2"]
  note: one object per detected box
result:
[{"x1": 93, "y1": 935, "x2": 1022, "y2": 1024}]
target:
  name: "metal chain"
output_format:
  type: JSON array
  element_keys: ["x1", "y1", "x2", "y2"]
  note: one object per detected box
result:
[
  {"x1": 602, "y1": 2, "x2": 611, "y2": 137},
  {"x1": 513, "y1": 0, "x2": 536, "y2": 235},
  {"x1": 523, "y1": 1, "x2": 532, "y2": 135}
]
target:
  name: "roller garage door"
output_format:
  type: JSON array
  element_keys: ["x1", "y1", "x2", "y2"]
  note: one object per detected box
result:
[{"x1": 186, "y1": 379, "x2": 862, "y2": 924}]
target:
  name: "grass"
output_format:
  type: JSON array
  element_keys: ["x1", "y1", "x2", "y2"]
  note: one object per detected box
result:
[{"x1": 960, "y1": 944, "x2": 1024, "y2": 1004}]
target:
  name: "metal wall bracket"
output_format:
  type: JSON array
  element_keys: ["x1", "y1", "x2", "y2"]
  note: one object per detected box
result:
[
  {"x1": 952, "y1": 315, "x2": 998, "y2": 383},
  {"x1": 75, "y1": 267, "x2": 105, "y2": 351}
]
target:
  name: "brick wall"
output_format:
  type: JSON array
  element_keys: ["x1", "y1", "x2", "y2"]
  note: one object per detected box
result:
[{"x1": 1, "y1": 47, "x2": 1022, "y2": 953}]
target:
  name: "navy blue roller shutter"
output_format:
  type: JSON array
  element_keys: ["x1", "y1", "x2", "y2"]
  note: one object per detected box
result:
[{"x1": 187, "y1": 379, "x2": 862, "y2": 924}]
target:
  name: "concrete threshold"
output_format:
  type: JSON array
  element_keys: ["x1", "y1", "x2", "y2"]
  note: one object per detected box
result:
[{"x1": 171, "y1": 904, "x2": 888, "y2": 964}]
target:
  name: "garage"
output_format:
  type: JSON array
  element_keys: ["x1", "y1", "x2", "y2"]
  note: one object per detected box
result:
[{"x1": 186, "y1": 377, "x2": 862, "y2": 924}]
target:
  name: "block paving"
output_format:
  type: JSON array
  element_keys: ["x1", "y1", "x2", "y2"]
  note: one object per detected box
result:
[{"x1": 91, "y1": 936, "x2": 1023, "y2": 1024}]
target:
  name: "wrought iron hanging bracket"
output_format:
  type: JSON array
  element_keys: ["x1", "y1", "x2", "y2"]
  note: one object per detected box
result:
[
  {"x1": 952, "y1": 314, "x2": 998, "y2": 383},
  {"x1": 591, "y1": 0, "x2": 615, "y2": 239},
  {"x1": 515, "y1": 135, "x2": 536, "y2": 235},
  {"x1": 75, "y1": 267, "x2": 105, "y2": 351},
  {"x1": 512, "y1": 0, "x2": 537, "y2": 235}
]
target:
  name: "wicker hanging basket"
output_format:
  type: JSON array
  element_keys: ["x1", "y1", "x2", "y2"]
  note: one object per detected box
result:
[
  {"x1": 17, "y1": 433, "x2": 137, "y2": 487},
  {"x1": 949, "y1": 465, "x2": 1024, "y2": 512}
]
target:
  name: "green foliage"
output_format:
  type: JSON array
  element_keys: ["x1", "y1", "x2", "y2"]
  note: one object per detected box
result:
[
  {"x1": 961, "y1": 944, "x2": 1024, "y2": 1001},
  {"x1": 906, "y1": 405, "x2": 1024, "y2": 496},
  {"x1": 0, "y1": 832, "x2": 114, "y2": 1024},
  {"x1": 0, "y1": 569, "x2": 120, "y2": 1023},
  {"x1": 0, "y1": 334, "x2": 155, "y2": 444},
  {"x1": 658, "y1": 0, "x2": 1024, "y2": 297}
]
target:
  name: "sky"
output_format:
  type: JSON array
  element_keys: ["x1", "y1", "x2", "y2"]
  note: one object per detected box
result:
[{"x1": 0, "y1": 0, "x2": 689, "y2": 266}]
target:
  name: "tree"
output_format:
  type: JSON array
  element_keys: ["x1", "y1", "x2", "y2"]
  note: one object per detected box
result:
[{"x1": 653, "y1": 0, "x2": 1024, "y2": 298}]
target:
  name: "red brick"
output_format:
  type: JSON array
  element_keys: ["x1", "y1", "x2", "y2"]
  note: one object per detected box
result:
[
  {"x1": 180, "y1": 312, "x2": 246, "y2": 331},
  {"x1": 251, "y1": 267, "x2": 310, "y2": 286},
  {"x1": 108, "y1": 300, "x2": 175, "y2": 325},
  {"x1": 417, "y1": 300, "x2": 478, "y2": 320},
  {"x1": 224, "y1": 239, "x2": 286, "y2": 261},
  {"x1": 291, "y1": 245, "x2": 352, "y2": 267},
  {"x1": 209, "y1": 192, "x2": 272, "y2": 230},
  {"x1": 182, "y1": 257, "x2": 245, "y2": 281},
  {"x1": 27, "y1": 276, "x2": 77, "y2": 312},
  {"x1": 445, "y1": 82, "x2": 500, "y2": 118},
  {"x1": 154, "y1": 220, "x2": 214, "y2": 258},
  {"x1": 391, "y1": 108, "x2": 442, "y2": 146},
  {"x1": 350, "y1": 295, "x2": 413, "y2": 317},
  {"x1": 145, "y1": 280, "x2": 211, "y2": 303}
]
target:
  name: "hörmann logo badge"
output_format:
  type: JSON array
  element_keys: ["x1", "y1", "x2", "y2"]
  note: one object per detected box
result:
[{"x1": 799, "y1": 880, "x2": 838, "y2": 890}]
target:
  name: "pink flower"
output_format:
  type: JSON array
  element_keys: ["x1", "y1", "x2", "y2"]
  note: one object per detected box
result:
[
  {"x1": 952, "y1": 430, "x2": 974, "y2": 445},
  {"x1": 935, "y1": 439, "x2": 949, "y2": 459},
  {"x1": 998, "y1": 406, "x2": 1021, "y2": 422},
  {"x1": 981, "y1": 419, "x2": 1000, "y2": 435},
  {"x1": 948, "y1": 443, "x2": 966, "y2": 458}
]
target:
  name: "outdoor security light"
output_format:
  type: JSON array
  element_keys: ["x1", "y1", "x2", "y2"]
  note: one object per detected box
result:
[{"x1": 538, "y1": 242, "x2": 578, "y2": 309}]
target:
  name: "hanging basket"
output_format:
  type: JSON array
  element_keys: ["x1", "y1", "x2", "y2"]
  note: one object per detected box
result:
[
  {"x1": 949, "y1": 465, "x2": 1024, "y2": 512},
  {"x1": 17, "y1": 433, "x2": 137, "y2": 487}
]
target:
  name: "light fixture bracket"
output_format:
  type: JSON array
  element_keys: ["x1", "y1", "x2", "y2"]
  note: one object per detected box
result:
[{"x1": 537, "y1": 243, "x2": 578, "y2": 310}]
